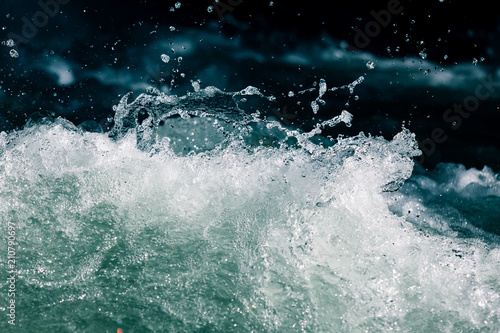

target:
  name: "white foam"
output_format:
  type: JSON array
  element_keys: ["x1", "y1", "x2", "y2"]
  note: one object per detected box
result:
[{"x1": 0, "y1": 119, "x2": 498, "y2": 331}]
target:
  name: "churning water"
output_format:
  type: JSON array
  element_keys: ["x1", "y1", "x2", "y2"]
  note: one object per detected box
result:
[{"x1": 0, "y1": 82, "x2": 498, "y2": 332}]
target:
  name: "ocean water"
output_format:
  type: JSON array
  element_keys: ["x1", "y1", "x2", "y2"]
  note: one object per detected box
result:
[{"x1": 0, "y1": 83, "x2": 499, "y2": 332}]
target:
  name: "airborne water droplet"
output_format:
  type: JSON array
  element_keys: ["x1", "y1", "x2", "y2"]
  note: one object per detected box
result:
[
  {"x1": 311, "y1": 100, "x2": 319, "y2": 114},
  {"x1": 9, "y1": 49, "x2": 19, "y2": 58},
  {"x1": 161, "y1": 54, "x2": 170, "y2": 63},
  {"x1": 318, "y1": 78, "x2": 327, "y2": 97}
]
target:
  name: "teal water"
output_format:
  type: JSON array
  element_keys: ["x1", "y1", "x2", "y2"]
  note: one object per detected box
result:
[{"x1": 0, "y1": 88, "x2": 499, "y2": 332}]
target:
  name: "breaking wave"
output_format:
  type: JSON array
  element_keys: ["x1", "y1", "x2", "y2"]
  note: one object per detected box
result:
[{"x1": 0, "y1": 82, "x2": 498, "y2": 332}]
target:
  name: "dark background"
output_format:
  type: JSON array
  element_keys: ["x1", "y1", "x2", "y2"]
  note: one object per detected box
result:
[{"x1": 1, "y1": 0, "x2": 499, "y2": 170}]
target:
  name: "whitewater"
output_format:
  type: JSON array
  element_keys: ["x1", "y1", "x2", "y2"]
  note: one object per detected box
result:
[{"x1": 0, "y1": 80, "x2": 498, "y2": 332}]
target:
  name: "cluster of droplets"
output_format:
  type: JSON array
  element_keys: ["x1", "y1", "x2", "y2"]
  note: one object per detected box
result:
[
  {"x1": 111, "y1": 73, "x2": 368, "y2": 157},
  {"x1": 2, "y1": 38, "x2": 19, "y2": 58}
]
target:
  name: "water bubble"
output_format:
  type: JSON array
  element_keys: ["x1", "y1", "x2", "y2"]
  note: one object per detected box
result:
[
  {"x1": 175, "y1": 2, "x2": 181, "y2": 9},
  {"x1": 366, "y1": 61, "x2": 375, "y2": 70},
  {"x1": 169, "y1": 26, "x2": 176, "y2": 31},
  {"x1": 288, "y1": 91, "x2": 295, "y2": 97},
  {"x1": 419, "y1": 50, "x2": 427, "y2": 59},
  {"x1": 5, "y1": 39, "x2": 15, "y2": 47},
  {"x1": 207, "y1": 5, "x2": 214, "y2": 13}
]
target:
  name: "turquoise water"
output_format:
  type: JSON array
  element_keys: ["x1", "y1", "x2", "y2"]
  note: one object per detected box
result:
[{"x1": 0, "y1": 87, "x2": 499, "y2": 332}]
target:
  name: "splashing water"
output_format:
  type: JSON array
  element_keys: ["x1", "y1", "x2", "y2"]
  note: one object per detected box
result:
[{"x1": 0, "y1": 79, "x2": 499, "y2": 332}]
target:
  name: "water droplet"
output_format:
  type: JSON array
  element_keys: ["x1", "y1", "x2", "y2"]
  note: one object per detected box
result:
[
  {"x1": 9, "y1": 49, "x2": 19, "y2": 58},
  {"x1": 311, "y1": 100, "x2": 319, "y2": 114},
  {"x1": 175, "y1": 2, "x2": 181, "y2": 9},
  {"x1": 318, "y1": 78, "x2": 327, "y2": 97},
  {"x1": 366, "y1": 61, "x2": 375, "y2": 69},
  {"x1": 161, "y1": 54, "x2": 170, "y2": 63},
  {"x1": 192, "y1": 81, "x2": 200, "y2": 92}
]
